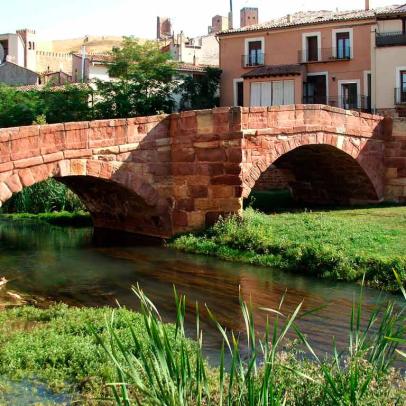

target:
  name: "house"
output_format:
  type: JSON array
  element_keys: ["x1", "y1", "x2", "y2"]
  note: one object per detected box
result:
[
  {"x1": 72, "y1": 53, "x2": 112, "y2": 83},
  {"x1": 0, "y1": 29, "x2": 37, "y2": 72},
  {"x1": 372, "y1": 5, "x2": 406, "y2": 116},
  {"x1": 217, "y1": 3, "x2": 394, "y2": 111},
  {"x1": 0, "y1": 61, "x2": 39, "y2": 86}
]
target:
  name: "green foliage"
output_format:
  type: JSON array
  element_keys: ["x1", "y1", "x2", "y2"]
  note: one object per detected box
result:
[
  {"x1": 172, "y1": 207, "x2": 406, "y2": 292},
  {"x1": 1, "y1": 179, "x2": 85, "y2": 214},
  {"x1": 94, "y1": 37, "x2": 178, "y2": 118},
  {"x1": 179, "y1": 67, "x2": 222, "y2": 110},
  {"x1": 0, "y1": 83, "x2": 93, "y2": 129},
  {"x1": 1, "y1": 211, "x2": 92, "y2": 227}
]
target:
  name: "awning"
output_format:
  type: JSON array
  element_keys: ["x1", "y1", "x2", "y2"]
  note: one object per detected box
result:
[{"x1": 242, "y1": 64, "x2": 305, "y2": 79}]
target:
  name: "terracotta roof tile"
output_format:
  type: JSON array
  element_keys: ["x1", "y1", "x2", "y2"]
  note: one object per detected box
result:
[
  {"x1": 218, "y1": 5, "x2": 402, "y2": 35},
  {"x1": 242, "y1": 64, "x2": 305, "y2": 79}
]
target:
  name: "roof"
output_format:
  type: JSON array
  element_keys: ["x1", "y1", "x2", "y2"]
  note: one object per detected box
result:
[
  {"x1": 177, "y1": 63, "x2": 219, "y2": 73},
  {"x1": 377, "y1": 3, "x2": 406, "y2": 16},
  {"x1": 242, "y1": 64, "x2": 304, "y2": 79},
  {"x1": 218, "y1": 5, "x2": 403, "y2": 35}
]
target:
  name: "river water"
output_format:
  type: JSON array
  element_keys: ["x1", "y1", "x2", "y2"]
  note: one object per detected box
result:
[{"x1": 0, "y1": 218, "x2": 401, "y2": 363}]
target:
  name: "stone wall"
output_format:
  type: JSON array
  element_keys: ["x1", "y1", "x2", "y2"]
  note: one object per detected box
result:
[{"x1": 384, "y1": 118, "x2": 406, "y2": 202}]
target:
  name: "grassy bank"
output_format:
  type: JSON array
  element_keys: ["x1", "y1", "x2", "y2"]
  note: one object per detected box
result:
[
  {"x1": 172, "y1": 207, "x2": 406, "y2": 292},
  {"x1": 0, "y1": 286, "x2": 404, "y2": 405},
  {"x1": 0, "y1": 211, "x2": 92, "y2": 227}
]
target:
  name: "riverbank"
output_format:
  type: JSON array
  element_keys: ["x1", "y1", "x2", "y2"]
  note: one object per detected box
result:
[
  {"x1": 171, "y1": 206, "x2": 406, "y2": 292},
  {"x1": 0, "y1": 211, "x2": 92, "y2": 227},
  {"x1": 0, "y1": 286, "x2": 404, "y2": 405}
]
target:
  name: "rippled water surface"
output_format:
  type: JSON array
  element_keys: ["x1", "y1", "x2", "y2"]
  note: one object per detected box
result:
[{"x1": 0, "y1": 219, "x2": 401, "y2": 362}]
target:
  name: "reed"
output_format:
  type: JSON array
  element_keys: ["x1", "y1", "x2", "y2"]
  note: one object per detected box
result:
[{"x1": 96, "y1": 282, "x2": 405, "y2": 405}]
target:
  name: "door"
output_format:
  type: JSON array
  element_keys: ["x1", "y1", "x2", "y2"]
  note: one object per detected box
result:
[
  {"x1": 307, "y1": 36, "x2": 319, "y2": 62},
  {"x1": 341, "y1": 83, "x2": 358, "y2": 110},
  {"x1": 304, "y1": 75, "x2": 327, "y2": 104},
  {"x1": 236, "y1": 81, "x2": 244, "y2": 106},
  {"x1": 367, "y1": 73, "x2": 372, "y2": 111},
  {"x1": 283, "y1": 80, "x2": 295, "y2": 104},
  {"x1": 401, "y1": 71, "x2": 406, "y2": 103}
]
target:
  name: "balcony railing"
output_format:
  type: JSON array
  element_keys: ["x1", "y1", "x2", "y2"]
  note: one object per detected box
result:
[
  {"x1": 303, "y1": 95, "x2": 371, "y2": 112},
  {"x1": 241, "y1": 53, "x2": 265, "y2": 68},
  {"x1": 395, "y1": 88, "x2": 406, "y2": 104},
  {"x1": 376, "y1": 32, "x2": 406, "y2": 47},
  {"x1": 298, "y1": 48, "x2": 352, "y2": 63}
]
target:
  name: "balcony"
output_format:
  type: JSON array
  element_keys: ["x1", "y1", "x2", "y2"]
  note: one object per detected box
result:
[
  {"x1": 241, "y1": 53, "x2": 265, "y2": 68},
  {"x1": 376, "y1": 32, "x2": 406, "y2": 47},
  {"x1": 298, "y1": 48, "x2": 352, "y2": 63},
  {"x1": 303, "y1": 95, "x2": 371, "y2": 113},
  {"x1": 395, "y1": 88, "x2": 406, "y2": 104}
]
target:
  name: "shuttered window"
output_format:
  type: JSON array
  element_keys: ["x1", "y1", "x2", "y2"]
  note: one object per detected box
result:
[{"x1": 250, "y1": 80, "x2": 295, "y2": 107}]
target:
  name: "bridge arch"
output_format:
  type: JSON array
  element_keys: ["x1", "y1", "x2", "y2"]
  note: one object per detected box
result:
[
  {"x1": 241, "y1": 130, "x2": 385, "y2": 206},
  {"x1": 0, "y1": 159, "x2": 172, "y2": 237}
]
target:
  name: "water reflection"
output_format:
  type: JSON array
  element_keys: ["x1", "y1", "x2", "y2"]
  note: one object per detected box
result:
[{"x1": 0, "y1": 219, "x2": 401, "y2": 362}]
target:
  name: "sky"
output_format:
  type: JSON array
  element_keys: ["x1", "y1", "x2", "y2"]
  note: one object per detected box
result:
[{"x1": 1, "y1": 0, "x2": 401, "y2": 40}]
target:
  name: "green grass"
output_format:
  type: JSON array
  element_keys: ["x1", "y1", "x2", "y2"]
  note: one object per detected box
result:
[
  {"x1": 0, "y1": 211, "x2": 92, "y2": 227},
  {"x1": 171, "y1": 207, "x2": 406, "y2": 292},
  {"x1": 0, "y1": 303, "x2": 196, "y2": 403}
]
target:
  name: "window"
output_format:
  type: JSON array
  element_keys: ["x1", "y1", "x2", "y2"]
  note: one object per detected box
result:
[
  {"x1": 333, "y1": 29, "x2": 353, "y2": 59},
  {"x1": 307, "y1": 36, "x2": 319, "y2": 62},
  {"x1": 401, "y1": 71, "x2": 406, "y2": 103},
  {"x1": 244, "y1": 37, "x2": 264, "y2": 67},
  {"x1": 248, "y1": 41, "x2": 263, "y2": 66},
  {"x1": 338, "y1": 80, "x2": 360, "y2": 110},
  {"x1": 250, "y1": 80, "x2": 294, "y2": 107},
  {"x1": 336, "y1": 32, "x2": 350, "y2": 59},
  {"x1": 28, "y1": 41, "x2": 32, "y2": 50}
]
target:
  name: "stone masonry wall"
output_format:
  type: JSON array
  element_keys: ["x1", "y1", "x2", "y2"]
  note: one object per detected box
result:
[{"x1": 384, "y1": 118, "x2": 406, "y2": 202}]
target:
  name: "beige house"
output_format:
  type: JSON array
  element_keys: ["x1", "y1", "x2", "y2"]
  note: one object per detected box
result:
[{"x1": 372, "y1": 5, "x2": 406, "y2": 116}]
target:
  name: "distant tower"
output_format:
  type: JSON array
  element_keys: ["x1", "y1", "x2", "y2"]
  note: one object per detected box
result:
[
  {"x1": 16, "y1": 29, "x2": 37, "y2": 71},
  {"x1": 157, "y1": 17, "x2": 172, "y2": 40},
  {"x1": 240, "y1": 7, "x2": 259, "y2": 28},
  {"x1": 209, "y1": 15, "x2": 229, "y2": 33}
]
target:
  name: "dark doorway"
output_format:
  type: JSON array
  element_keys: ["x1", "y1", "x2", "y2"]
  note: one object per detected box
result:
[
  {"x1": 237, "y1": 81, "x2": 244, "y2": 106},
  {"x1": 303, "y1": 75, "x2": 327, "y2": 104},
  {"x1": 341, "y1": 83, "x2": 358, "y2": 110},
  {"x1": 306, "y1": 36, "x2": 319, "y2": 62}
]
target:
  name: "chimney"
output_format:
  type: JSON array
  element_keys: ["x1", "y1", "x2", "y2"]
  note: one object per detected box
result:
[
  {"x1": 229, "y1": 0, "x2": 234, "y2": 30},
  {"x1": 365, "y1": 0, "x2": 370, "y2": 10}
]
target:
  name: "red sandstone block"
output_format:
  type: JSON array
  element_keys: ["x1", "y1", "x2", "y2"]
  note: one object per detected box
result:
[
  {"x1": 64, "y1": 121, "x2": 89, "y2": 131},
  {"x1": 0, "y1": 128, "x2": 10, "y2": 142},
  {"x1": 189, "y1": 185, "x2": 208, "y2": 198},
  {"x1": 172, "y1": 148, "x2": 196, "y2": 163},
  {"x1": 176, "y1": 198, "x2": 195, "y2": 211},
  {"x1": 196, "y1": 148, "x2": 226, "y2": 162},
  {"x1": 210, "y1": 185, "x2": 235, "y2": 198},
  {"x1": 64, "y1": 149, "x2": 92, "y2": 159},
  {"x1": 10, "y1": 136, "x2": 40, "y2": 161},
  {"x1": 0, "y1": 162, "x2": 13, "y2": 172},
  {"x1": 0, "y1": 182, "x2": 12, "y2": 203},
  {"x1": 0, "y1": 170, "x2": 12, "y2": 182},
  {"x1": 14, "y1": 125, "x2": 39, "y2": 140},
  {"x1": 40, "y1": 123, "x2": 64, "y2": 133},
  {"x1": 39, "y1": 130, "x2": 65, "y2": 155},
  {"x1": 65, "y1": 129, "x2": 88, "y2": 149},
  {"x1": 196, "y1": 163, "x2": 224, "y2": 176},
  {"x1": 30, "y1": 164, "x2": 51, "y2": 183},
  {"x1": 5, "y1": 173, "x2": 22, "y2": 193},
  {"x1": 172, "y1": 210, "x2": 188, "y2": 227},
  {"x1": 172, "y1": 163, "x2": 196, "y2": 176},
  {"x1": 18, "y1": 168, "x2": 35, "y2": 187},
  {"x1": 211, "y1": 175, "x2": 241, "y2": 186},
  {"x1": 114, "y1": 125, "x2": 127, "y2": 145},
  {"x1": 88, "y1": 127, "x2": 115, "y2": 148},
  {"x1": 14, "y1": 156, "x2": 43, "y2": 169},
  {"x1": 70, "y1": 159, "x2": 87, "y2": 176},
  {"x1": 89, "y1": 119, "x2": 114, "y2": 128}
]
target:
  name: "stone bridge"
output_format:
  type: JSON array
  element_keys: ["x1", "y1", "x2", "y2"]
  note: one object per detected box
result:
[{"x1": 0, "y1": 105, "x2": 405, "y2": 238}]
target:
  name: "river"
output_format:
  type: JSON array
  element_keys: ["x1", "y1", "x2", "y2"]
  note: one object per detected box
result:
[{"x1": 0, "y1": 218, "x2": 400, "y2": 361}]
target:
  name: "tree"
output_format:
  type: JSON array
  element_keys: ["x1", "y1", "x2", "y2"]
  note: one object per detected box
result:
[
  {"x1": 179, "y1": 67, "x2": 222, "y2": 111},
  {"x1": 94, "y1": 38, "x2": 178, "y2": 118}
]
